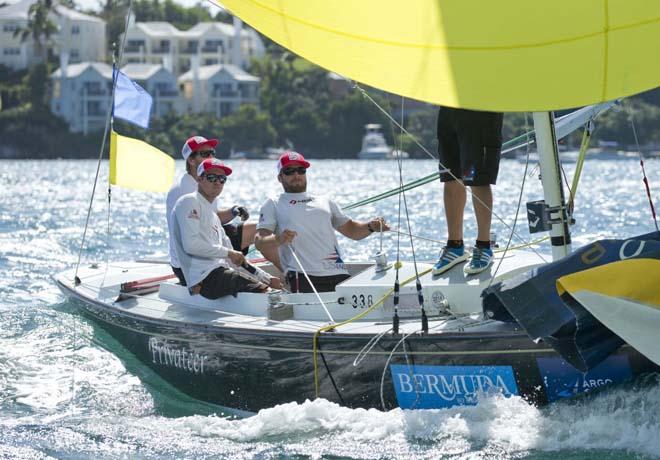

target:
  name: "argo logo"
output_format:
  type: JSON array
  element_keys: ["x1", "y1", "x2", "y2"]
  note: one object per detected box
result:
[
  {"x1": 391, "y1": 364, "x2": 519, "y2": 409},
  {"x1": 537, "y1": 355, "x2": 632, "y2": 402}
]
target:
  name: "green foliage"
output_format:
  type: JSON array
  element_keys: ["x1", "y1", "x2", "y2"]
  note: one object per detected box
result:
[
  {"x1": 13, "y1": 0, "x2": 58, "y2": 62},
  {"x1": 24, "y1": 63, "x2": 49, "y2": 110},
  {"x1": 216, "y1": 104, "x2": 276, "y2": 154},
  {"x1": 132, "y1": 0, "x2": 212, "y2": 30}
]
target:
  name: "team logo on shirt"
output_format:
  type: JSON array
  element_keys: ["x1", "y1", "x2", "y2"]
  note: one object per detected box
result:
[
  {"x1": 289, "y1": 198, "x2": 314, "y2": 205},
  {"x1": 323, "y1": 246, "x2": 346, "y2": 269},
  {"x1": 187, "y1": 209, "x2": 200, "y2": 220}
]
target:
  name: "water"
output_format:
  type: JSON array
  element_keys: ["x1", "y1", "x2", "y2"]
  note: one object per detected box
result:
[{"x1": 1, "y1": 157, "x2": 659, "y2": 459}]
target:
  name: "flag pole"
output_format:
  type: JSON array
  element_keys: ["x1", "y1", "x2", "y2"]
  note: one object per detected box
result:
[{"x1": 73, "y1": 1, "x2": 134, "y2": 285}]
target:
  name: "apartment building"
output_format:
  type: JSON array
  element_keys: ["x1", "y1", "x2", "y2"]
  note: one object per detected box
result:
[
  {"x1": 50, "y1": 61, "x2": 180, "y2": 134},
  {"x1": 178, "y1": 63, "x2": 259, "y2": 118},
  {"x1": 0, "y1": 0, "x2": 105, "y2": 70},
  {"x1": 122, "y1": 19, "x2": 265, "y2": 75}
]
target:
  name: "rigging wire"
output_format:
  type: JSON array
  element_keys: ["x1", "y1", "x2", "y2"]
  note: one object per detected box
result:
[
  {"x1": 625, "y1": 101, "x2": 659, "y2": 232},
  {"x1": 353, "y1": 83, "x2": 548, "y2": 264},
  {"x1": 487, "y1": 112, "x2": 533, "y2": 289}
]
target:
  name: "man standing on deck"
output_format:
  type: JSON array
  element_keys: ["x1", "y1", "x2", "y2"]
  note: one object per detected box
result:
[
  {"x1": 254, "y1": 151, "x2": 390, "y2": 293},
  {"x1": 432, "y1": 107, "x2": 503, "y2": 276},
  {"x1": 166, "y1": 135, "x2": 281, "y2": 286},
  {"x1": 172, "y1": 158, "x2": 281, "y2": 299}
]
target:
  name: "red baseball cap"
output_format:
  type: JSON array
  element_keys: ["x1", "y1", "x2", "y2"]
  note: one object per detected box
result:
[
  {"x1": 182, "y1": 135, "x2": 220, "y2": 160},
  {"x1": 196, "y1": 158, "x2": 232, "y2": 177},
  {"x1": 277, "y1": 151, "x2": 311, "y2": 173}
]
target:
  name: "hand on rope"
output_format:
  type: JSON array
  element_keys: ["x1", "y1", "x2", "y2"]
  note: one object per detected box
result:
[
  {"x1": 276, "y1": 229, "x2": 297, "y2": 246},
  {"x1": 367, "y1": 217, "x2": 390, "y2": 233}
]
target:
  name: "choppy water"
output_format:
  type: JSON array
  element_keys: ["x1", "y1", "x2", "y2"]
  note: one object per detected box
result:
[{"x1": 1, "y1": 157, "x2": 659, "y2": 459}]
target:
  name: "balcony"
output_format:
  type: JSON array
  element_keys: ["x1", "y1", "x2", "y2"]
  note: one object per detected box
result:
[
  {"x1": 152, "y1": 47, "x2": 171, "y2": 54},
  {"x1": 201, "y1": 45, "x2": 220, "y2": 53},
  {"x1": 156, "y1": 89, "x2": 179, "y2": 97},
  {"x1": 212, "y1": 90, "x2": 239, "y2": 98},
  {"x1": 83, "y1": 89, "x2": 108, "y2": 96},
  {"x1": 181, "y1": 47, "x2": 198, "y2": 54},
  {"x1": 125, "y1": 46, "x2": 143, "y2": 53}
]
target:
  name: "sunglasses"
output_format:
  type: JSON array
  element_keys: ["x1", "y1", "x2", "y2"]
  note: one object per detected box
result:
[
  {"x1": 204, "y1": 173, "x2": 227, "y2": 184},
  {"x1": 194, "y1": 150, "x2": 215, "y2": 159},
  {"x1": 281, "y1": 167, "x2": 307, "y2": 176}
]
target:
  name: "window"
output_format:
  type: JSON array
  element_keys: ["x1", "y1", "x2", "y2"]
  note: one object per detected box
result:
[
  {"x1": 220, "y1": 102, "x2": 232, "y2": 115},
  {"x1": 71, "y1": 25, "x2": 80, "y2": 34},
  {"x1": 3, "y1": 48, "x2": 20, "y2": 56},
  {"x1": 3, "y1": 23, "x2": 18, "y2": 33},
  {"x1": 70, "y1": 49, "x2": 79, "y2": 59}
]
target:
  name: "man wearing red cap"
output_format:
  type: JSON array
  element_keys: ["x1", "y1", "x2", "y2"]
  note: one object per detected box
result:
[
  {"x1": 166, "y1": 135, "x2": 280, "y2": 286},
  {"x1": 171, "y1": 158, "x2": 280, "y2": 299},
  {"x1": 255, "y1": 151, "x2": 390, "y2": 293}
]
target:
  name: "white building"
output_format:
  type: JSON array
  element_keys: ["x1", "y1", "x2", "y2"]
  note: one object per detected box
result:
[
  {"x1": 122, "y1": 63, "x2": 180, "y2": 118},
  {"x1": 122, "y1": 20, "x2": 265, "y2": 76},
  {"x1": 50, "y1": 61, "x2": 180, "y2": 134},
  {"x1": 0, "y1": 0, "x2": 106, "y2": 71},
  {"x1": 178, "y1": 63, "x2": 259, "y2": 118}
]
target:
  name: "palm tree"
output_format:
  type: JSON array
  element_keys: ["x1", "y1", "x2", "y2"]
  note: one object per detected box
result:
[{"x1": 13, "y1": 0, "x2": 58, "y2": 64}]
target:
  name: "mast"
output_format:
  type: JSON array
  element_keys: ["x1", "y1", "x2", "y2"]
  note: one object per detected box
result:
[{"x1": 532, "y1": 111, "x2": 572, "y2": 260}]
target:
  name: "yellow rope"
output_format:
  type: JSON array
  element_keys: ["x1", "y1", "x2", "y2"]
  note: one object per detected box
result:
[
  {"x1": 313, "y1": 267, "x2": 431, "y2": 397},
  {"x1": 311, "y1": 235, "x2": 551, "y2": 397}
]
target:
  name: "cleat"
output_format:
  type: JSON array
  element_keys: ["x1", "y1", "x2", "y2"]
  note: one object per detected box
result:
[
  {"x1": 432, "y1": 246, "x2": 468, "y2": 275},
  {"x1": 464, "y1": 247, "x2": 494, "y2": 275}
]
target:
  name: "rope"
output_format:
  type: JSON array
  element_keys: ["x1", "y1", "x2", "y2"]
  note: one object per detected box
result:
[
  {"x1": 316, "y1": 340, "x2": 346, "y2": 405},
  {"x1": 567, "y1": 122, "x2": 592, "y2": 215},
  {"x1": 312, "y1": 267, "x2": 432, "y2": 397},
  {"x1": 288, "y1": 246, "x2": 335, "y2": 323}
]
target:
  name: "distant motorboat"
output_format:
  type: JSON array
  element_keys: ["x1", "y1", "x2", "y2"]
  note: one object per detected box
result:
[{"x1": 357, "y1": 124, "x2": 409, "y2": 160}]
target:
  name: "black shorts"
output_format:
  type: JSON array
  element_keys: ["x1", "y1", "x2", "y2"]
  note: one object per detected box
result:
[
  {"x1": 222, "y1": 221, "x2": 249, "y2": 255},
  {"x1": 286, "y1": 272, "x2": 350, "y2": 293},
  {"x1": 200, "y1": 266, "x2": 264, "y2": 299},
  {"x1": 437, "y1": 107, "x2": 503, "y2": 186}
]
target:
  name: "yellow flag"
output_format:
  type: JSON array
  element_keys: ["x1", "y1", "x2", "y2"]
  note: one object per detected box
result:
[
  {"x1": 110, "y1": 130, "x2": 175, "y2": 193},
  {"x1": 217, "y1": 0, "x2": 660, "y2": 111}
]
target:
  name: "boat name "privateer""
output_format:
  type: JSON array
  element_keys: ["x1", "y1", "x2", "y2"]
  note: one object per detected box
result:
[{"x1": 148, "y1": 337, "x2": 208, "y2": 374}]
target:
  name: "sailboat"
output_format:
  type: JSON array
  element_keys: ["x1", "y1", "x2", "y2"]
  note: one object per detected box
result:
[{"x1": 55, "y1": 1, "x2": 660, "y2": 414}]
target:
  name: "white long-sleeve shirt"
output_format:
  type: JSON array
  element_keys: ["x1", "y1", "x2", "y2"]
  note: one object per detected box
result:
[
  {"x1": 172, "y1": 191, "x2": 235, "y2": 287},
  {"x1": 167, "y1": 172, "x2": 220, "y2": 268}
]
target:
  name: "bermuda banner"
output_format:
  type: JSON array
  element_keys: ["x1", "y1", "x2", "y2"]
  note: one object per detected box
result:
[
  {"x1": 537, "y1": 355, "x2": 632, "y2": 402},
  {"x1": 391, "y1": 364, "x2": 519, "y2": 409}
]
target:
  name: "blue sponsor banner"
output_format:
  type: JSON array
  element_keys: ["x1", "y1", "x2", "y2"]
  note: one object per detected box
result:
[
  {"x1": 537, "y1": 354, "x2": 632, "y2": 402},
  {"x1": 390, "y1": 364, "x2": 519, "y2": 409}
]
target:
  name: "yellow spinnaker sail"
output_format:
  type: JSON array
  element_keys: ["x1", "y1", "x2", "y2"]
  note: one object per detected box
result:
[
  {"x1": 217, "y1": 0, "x2": 660, "y2": 111},
  {"x1": 110, "y1": 130, "x2": 175, "y2": 193}
]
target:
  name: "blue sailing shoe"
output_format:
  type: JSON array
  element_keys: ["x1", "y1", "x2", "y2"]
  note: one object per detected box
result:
[
  {"x1": 464, "y1": 247, "x2": 494, "y2": 275},
  {"x1": 432, "y1": 246, "x2": 468, "y2": 275}
]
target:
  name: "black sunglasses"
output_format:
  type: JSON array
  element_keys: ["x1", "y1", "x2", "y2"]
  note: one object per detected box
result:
[
  {"x1": 281, "y1": 167, "x2": 307, "y2": 176},
  {"x1": 194, "y1": 150, "x2": 215, "y2": 159},
  {"x1": 204, "y1": 173, "x2": 227, "y2": 184}
]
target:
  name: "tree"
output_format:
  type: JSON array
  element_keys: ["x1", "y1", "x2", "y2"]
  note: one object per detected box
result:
[
  {"x1": 217, "y1": 104, "x2": 276, "y2": 154},
  {"x1": 13, "y1": 0, "x2": 58, "y2": 63}
]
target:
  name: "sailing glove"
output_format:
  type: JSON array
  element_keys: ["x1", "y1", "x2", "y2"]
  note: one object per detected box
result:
[{"x1": 231, "y1": 205, "x2": 250, "y2": 221}]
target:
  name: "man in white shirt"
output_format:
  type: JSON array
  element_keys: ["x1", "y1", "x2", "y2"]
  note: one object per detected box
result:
[
  {"x1": 172, "y1": 158, "x2": 280, "y2": 299},
  {"x1": 255, "y1": 151, "x2": 389, "y2": 293},
  {"x1": 166, "y1": 135, "x2": 280, "y2": 286}
]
